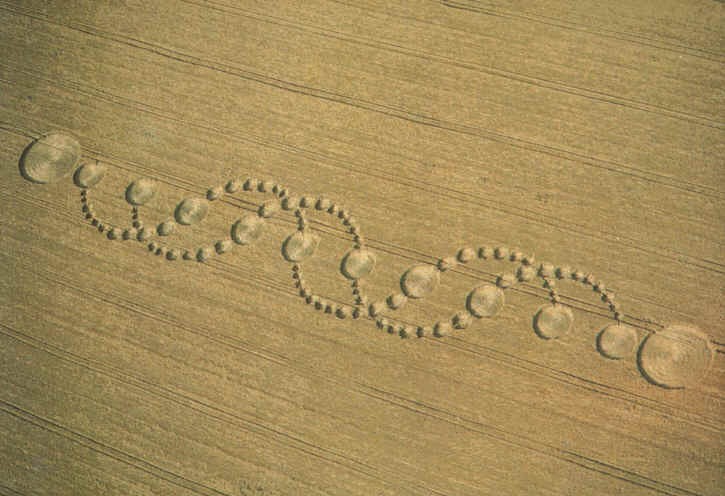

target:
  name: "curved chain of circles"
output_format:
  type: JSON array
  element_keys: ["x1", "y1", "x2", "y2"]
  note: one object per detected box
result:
[{"x1": 19, "y1": 133, "x2": 715, "y2": 389}]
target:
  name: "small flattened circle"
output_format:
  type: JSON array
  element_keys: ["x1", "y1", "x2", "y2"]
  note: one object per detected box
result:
[
  {"x1": 175, "y1": 197, "x2": 209, "y2": 225},
  {"x1": 282, "y1": 231, "x2": 320, "y2": 262},
  {"x1": 197, "y1": 246, "x2": 214, "y2": 262},
  {"x1": 597, "y1": 324, "x2": 639, "y2": 359},
  {"x1": 517, "y1": 265, "x2": 537, "y2": 282},
  {"x1": 638, "y1": 325, "x2": 713, "y2": 389},
  {"x1": 125, "y1": 178, "x2": 158, "y2": 206},
  {"x1": 258, "y1": 200, "x2": 279, "y2": 218},
  {"x1": 387, "y1": 293, "x2": 407, "y2": 310},
  {"x1": 340, "y1": 248, "x2": 376, "y2": 280},
  {"x1": 206, "y1": 186, "x2": 224, "y2": 201},
  {"x1": 107, "y1": 227, "x2": 121, "y2": 240},
  {"x1": 453, "y1": 311, "x2": 472, "y2": 329},
  {"x1": 533, "y1": 304, "x2": 574, "y2": 339},
  {"x1": 400, "y1": 264, "x2": 440, "y2": 299},
  {"x1": 215, "y1": 239, "x2": 233, "y2": 254},
  {"x1": 231, "y1": 215, "x2": 264, "y2": 245},
  {"x1": 73, "y1": 161, "x2": 106, "y2": 188},
  {"x1": 466, "y1": 284, "x2": 505, "y2": 318},
  {"x1": 20, "y1": 133, "x2": 81, "y2": 184},
  {"x1": 156, "y1": 220, "x2": 176, "y2": 237},
  {"x1": 433, "y1": 321, "x2": 452, "y2": 337},
  {"x1": 457, "y1": 247, "x2": 476, "y2": 263},
  {"x1": 497, "y1": 273, "x2": 516, "y2": 289},
  {"x1": 136, "y1": 227, "x2": 152, "y2": 242}
]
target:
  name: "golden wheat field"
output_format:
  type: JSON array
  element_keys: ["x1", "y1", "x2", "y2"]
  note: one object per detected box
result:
[{"x1": 1, "y1": 1, "x2": 724, "y2": 495}]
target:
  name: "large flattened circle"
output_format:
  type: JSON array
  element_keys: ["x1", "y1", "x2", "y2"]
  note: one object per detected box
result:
[
  {"x1": 125, "y1": 178, "x2": 158, "y2": 206},
  {"x1": 533, "y1": 304, "x2": 574, "y2": 339},
  {"x1": 597, "y1": 324, "x2": 639, "y2": 360},
  {"x1": 73, "y1": 162, "x2": 107, "y2": 189},
  {"x1": 466, "y1": 284, "x2": 505, "y2": 318},
  {"x1": 400, "y1": 264, "x2": 440, "y2": 299},
  {"x1": 340, "y1": 248, "x2": 376, "y2": 280},
  {"x1": 175, "y1": 197, "x2": 210, "y2": 225},
  {"x1": 282, "y1": 231, "x2": 320, "y2": 262},
  {"x1": 232, "y1": 215, "x2": 265, "y2": 245},
  {"x1": 20, "y1": 133, "x2": 81, "y2": 184},
  {"x1": 638, "y1": 324, "x2": 713, "y2": 389}
]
